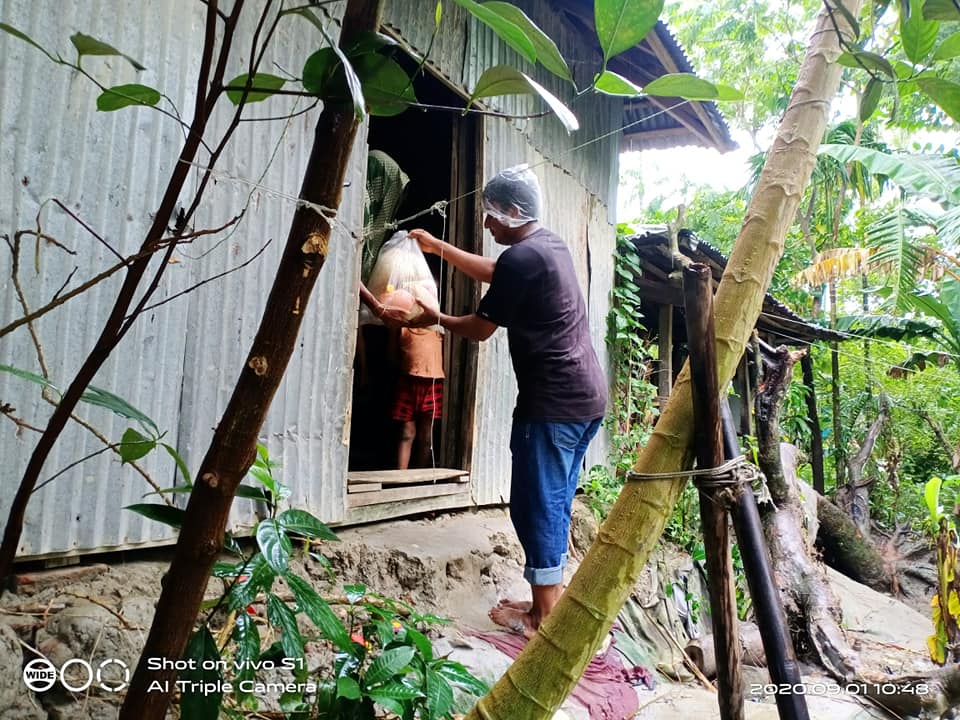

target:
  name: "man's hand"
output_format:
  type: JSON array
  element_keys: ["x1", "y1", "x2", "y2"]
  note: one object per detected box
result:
[
  {"x1": 400, "y1": 299, "x2": 440, "y2": 329},
  {"x1": 409, "y1": 229, "x2": 441, "y2": 255}
]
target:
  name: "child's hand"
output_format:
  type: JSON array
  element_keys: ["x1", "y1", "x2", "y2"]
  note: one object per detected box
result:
[
  {"x1": 402, "y1": 300, "x2": 439, "y2": 328},
  {"x1": 378, "y1": 305, "x2": 409, "y2": 327}
]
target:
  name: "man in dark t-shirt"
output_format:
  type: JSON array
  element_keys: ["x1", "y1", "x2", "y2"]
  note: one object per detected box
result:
[{"x1": 402, "y1": 165, "x2": 608, "y2": 637}]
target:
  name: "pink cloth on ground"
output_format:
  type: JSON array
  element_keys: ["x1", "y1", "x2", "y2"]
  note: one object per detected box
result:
[{"x1": 469, "y1": 630, "x2": 654, "y2": 720}]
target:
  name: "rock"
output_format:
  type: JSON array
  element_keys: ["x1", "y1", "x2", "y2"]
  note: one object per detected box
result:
[{"x1": 0, "y1": 622, "x2": 45, "y2": 720}]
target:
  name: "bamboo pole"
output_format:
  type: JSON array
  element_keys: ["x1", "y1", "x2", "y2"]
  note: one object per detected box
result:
[
  {"x1": 682, "y1": 264, "x2": 744, "y2": 720},
  {"x1": 720, "y1": 400, "x2": 810, "y2": 720}
]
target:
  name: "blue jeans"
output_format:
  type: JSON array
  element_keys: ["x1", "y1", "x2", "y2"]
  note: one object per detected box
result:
[{"x1": 509, "y1": 417, "x2": 602, "y2": 586}]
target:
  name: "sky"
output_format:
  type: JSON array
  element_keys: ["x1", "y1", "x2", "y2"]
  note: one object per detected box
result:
[{"x1": 616, "y1": 128, "x2": 756, "y2": 223}]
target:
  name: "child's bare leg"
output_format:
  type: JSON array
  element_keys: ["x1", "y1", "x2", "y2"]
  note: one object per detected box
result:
[
  {"x1": 413, "y1": 414, "x2": 435, "y2": 468},
  {"x1": 397, "y1": 421, "x2": 416, "y2": 470}
]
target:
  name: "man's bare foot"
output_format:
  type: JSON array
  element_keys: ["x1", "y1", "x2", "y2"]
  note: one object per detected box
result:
[
  {"x1": 495, "y1": 598, "x2": 532, "y2": 611},
  {"x1": 489, "y1": 605, "x2": 537, "y2": 639}
]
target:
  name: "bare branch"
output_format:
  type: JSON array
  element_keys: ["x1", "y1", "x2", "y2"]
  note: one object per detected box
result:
[
  {"x1": 238, "y1": 98, "x2": 320, "y2": 122},
  {"x1": 50, "y1": 267, "x2": 79, "y2": 303},
  {"x1": 49, "y1": 199, "x2": 124, "y2": 262},
  {"x1": 134, "y1": 239, "x2": 271, "y2": 316}
]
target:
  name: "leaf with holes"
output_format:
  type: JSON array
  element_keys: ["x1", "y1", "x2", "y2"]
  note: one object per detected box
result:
[
  {"x1": 595, "y1": 0, "x2": 663, "y2": 64},
  {"x1": 469, "y1": 65, "x2": 578, "y2": 132}
]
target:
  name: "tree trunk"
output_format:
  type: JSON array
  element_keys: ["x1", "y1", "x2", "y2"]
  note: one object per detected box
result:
[
  {"x1": 755, "y1": 346, "x2": 856, "y2": 680},
  {"x1": 118, "y1": 2, "x2": 381, "y2": 717},
  {"x1": 466, "y1": 4, "x2": 862, "y2": 717},
  {"x1": 800, "y1": 352, "x2": 825, "y2": 494},
  {"x1": 836, "y1": 403, "x2": 887, "y2": 535},
  {"x1": 815, "y1": 495, "x2": 892, "y2": 592}
]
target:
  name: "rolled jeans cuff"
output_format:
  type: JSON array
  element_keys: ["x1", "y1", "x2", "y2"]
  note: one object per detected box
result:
[{"x1": 523, "y1": 552, "x2": 567, "y2": 586}]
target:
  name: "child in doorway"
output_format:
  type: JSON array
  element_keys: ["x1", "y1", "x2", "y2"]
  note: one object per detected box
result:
[{"x1": 391, "y1": 325, "x2": 444, "y2": 469}]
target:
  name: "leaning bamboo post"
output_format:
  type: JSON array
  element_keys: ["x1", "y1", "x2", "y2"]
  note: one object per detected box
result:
[
  {"x1": 720, "y1": 400, "x2": 810, "y2": 720},
  {"x1": 682, "y1": 264, "x2": 744, "y2": 720}
]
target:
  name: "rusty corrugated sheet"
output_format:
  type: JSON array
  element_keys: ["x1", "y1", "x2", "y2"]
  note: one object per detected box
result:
[{"x1": 1, "y1": 0, "x2": 362, "y2": 557}]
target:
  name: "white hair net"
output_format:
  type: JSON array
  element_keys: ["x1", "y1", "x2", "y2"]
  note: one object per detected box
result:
[{"x1": 481, "y1": 164, "x2": 541, "y2": 228}]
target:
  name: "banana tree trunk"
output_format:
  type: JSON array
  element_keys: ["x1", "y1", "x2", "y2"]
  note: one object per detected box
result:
[{"x1": 467, "y1": 3, "x2": 861, "y2": 717}]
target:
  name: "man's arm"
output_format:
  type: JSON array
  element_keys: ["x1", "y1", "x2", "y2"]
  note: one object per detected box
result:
[
  {"x1": 438, "y1": 312, "x2": 497, "y2": 342},
  {"x1": 409, "y1": 229, "x2": 495, "y2": 283}
]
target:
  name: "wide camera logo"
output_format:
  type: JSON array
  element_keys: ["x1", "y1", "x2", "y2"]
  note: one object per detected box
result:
[{"x1": 23, "y1": 657, "x2": 129, "y2": 693}]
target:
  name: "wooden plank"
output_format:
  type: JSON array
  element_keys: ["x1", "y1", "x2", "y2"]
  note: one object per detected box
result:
[
  {"x1": 347, "y1": 468, "x2": 468, "y2": 485},
  {"x1": 347, "y1": 482, "x2": 382, "y2": 493},
  {"x1": 341, "y1": 490, "x2": 476, "y2": 526},
  {"x1": 348, "y1": 482, "x2": 467, "y2": 508}
]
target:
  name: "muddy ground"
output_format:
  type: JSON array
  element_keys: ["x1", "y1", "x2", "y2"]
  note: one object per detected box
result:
[{"x1": 0, "y1": 500, "x2": 944, "y2": 719}]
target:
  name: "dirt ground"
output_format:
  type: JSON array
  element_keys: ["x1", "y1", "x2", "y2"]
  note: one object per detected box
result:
[{"x1": 0, "y1": 500, "x2": 948, "y2": 719}]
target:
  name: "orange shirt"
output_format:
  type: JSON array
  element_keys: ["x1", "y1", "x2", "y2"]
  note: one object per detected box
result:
[{"x1": 399, "y1": 328, "x2": 444, "y2": 378}]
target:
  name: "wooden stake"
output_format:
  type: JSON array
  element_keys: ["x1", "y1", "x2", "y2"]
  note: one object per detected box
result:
[{"x1": 682, "y1": 264, "x2": 744, "y2": 720}]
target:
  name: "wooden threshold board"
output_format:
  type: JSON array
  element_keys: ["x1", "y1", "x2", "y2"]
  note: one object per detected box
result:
[{"x1": 346, "y1": 468, "x2": 470, "y2": 508}]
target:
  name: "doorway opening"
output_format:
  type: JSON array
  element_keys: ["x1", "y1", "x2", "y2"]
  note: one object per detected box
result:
[{"x1": 346, "y1": 59, "x2": 482, "y2": 519}]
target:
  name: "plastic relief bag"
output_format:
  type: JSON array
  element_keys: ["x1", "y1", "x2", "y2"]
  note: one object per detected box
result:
[{"x1": 362, "y1": 230, "x2": 440, "y2": 325}]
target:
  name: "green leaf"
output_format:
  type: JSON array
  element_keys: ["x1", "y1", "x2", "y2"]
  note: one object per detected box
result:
[
  {"x1": 436, "y1": 0, "x2": 443, "y2": 27},
  {"x1": 225, "y1": 72, "x2": 286, "y2": 105},
  {"x1": 859, "y1": 77, "x2": 883, "y2": 121},
  {"x1": 294, "y1": 10, "x2": 366, "y2": 119},
  {"x1": 926, "y1": 476, "x2": 944, "y2": 521},
  {"x1": 228, "y1": 554, "x2": 276, "y2": 610},
  {"x1": 405, "y1": 626, "x2": 434, "y2": 662},
  {"x1": 367, "y1": 680, "x2": 422, "y2": 700},
  {"x1": 232, "y1": 610, "x2": 261, "y2": 705},
  {"x1": 0, "y1": 22, "x2": 58, "y2": 62},
  {"x1": 284, "y1": 573, "x2": 352, "y2": 649},
  {"x1": 301, "y1": 47, "x2": 367, "y2": 119},
  {"x1": 337, "y1": 676, "x2": 362, "y2": 700},
  {"x1": 364, "y1": 646, "x2": 415, "y2": 687},
  {"x1": 344, "y1": 584, "x2": 366, "y2": 603},
  {"x1": 266, "y1": 593, "x2": 304, "y2": 659},
  {"x1": 352, "y1": 54, "x2": 417, "y2": 117},
  {"x1": 96, "y1": 83, "x2": 161, "y2": 111},
  {"x1": 924, "y1": 0, "x2": 960, "y2": 21},
  {"x1": 234, "y1": 484, "x2": 270, "y2": 501},
  {"x1": 594, "y1": 70, "x2": 642, "y2": 96},
  {"x1": 162, "y1": 443, "x2": 192, "y2": 484},
  {"x1": 933, "y1": 31, "x2": 960, "y2": 61},
  {"x1": 79, "y1": 385, "x2": 159, "y2": 435},
  {"x1": 0, "y1": 364, "x2": 59, "y2": 394},
  {"x1": 901, "y1": 0, "x2": 939, "y2": 64},
  {"x1": 644, "y1": 72, "x2": 743, "y2": 101},
  {"x1": 468, "y1": 65, "x2": 578, "y2": 132},
  {"x1": 346, "y1": 31, "x2": 399, "y2": 57},
  {"x1": 70, "y1": 32, "x2": 145, "y2": 70},
  {"x1": 837, "y1": 51, "x2": 896, "y2": 79},
  {"x1": 481, "y1": 2, "x2": 572, "y2": 82},
  {"x1": 818, "y1": 144, "x2": 960, "y2": 205},
  {"x1": 453, "y1": 0, "x2": 536, "y2": 64},
  {"x1": 425, "y1": 669, "x2": 454, "y2": 719},
  {"x1": 256, "y1": 519, "x2": 292, "y2": 574},
  {"x1": 595, "y1": 0, "x2": 664, "y2": 64},
  {"x1": 278, "y1": 509, "x2": 339, "y2": 541},
  {"x1": 119, "y1": 427, "x2": 156, "y2": 463},
  {"x1": 180, "y1": 627, "x2": 222, "y2": 720},
  {"x1": 917, "y1": 77, "x2": 960, "y2": 124},
  {"x1": 434, "y1": 661, "x2": 488, "y2": 695},
  {"x1": 124, "y1": 503, "x2": 185, "y2": 528}
]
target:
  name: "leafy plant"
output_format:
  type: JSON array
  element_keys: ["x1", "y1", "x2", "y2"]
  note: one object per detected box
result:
[
  {"x1": 923, "y1": 475, "x2": 960, "y2": 664},
  {"x1": 128, "y1": 444, "x2": 487, "y2": 719}
]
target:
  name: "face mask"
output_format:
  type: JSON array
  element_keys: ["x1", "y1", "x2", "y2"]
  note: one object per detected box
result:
[{"x1": 482, "y1": 198, "x2": 533, "y2": 228}]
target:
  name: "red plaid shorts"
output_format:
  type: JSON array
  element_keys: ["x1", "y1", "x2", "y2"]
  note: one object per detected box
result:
[{"x1": 391, "y1": 376, "x2": 443, "y2": 421}]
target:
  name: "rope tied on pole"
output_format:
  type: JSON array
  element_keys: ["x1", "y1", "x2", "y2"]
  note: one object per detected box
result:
[{"x1": 626, "y1": 455, "x2": 772, "y2": 499}]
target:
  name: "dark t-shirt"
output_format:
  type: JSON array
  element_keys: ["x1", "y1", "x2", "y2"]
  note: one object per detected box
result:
[{"x1": 476, "y1": 228, "x2": 608, "y2": 421}]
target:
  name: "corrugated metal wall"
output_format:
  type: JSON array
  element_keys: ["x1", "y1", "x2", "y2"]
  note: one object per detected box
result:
[{"x1": 1, "y1": 0, "x2": 364, "y2": 557}]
